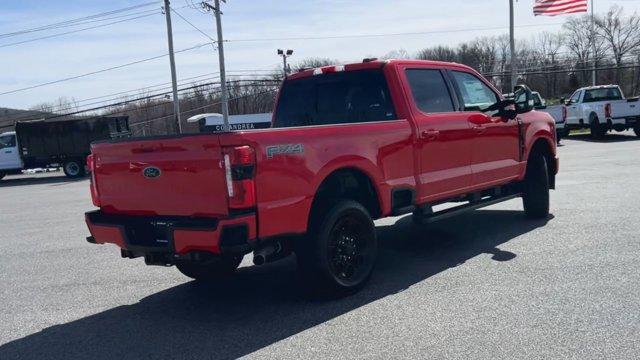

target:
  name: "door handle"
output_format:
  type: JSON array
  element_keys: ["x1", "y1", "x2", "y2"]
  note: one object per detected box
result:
[
  {"x1": 473, "y1": 125, "x2": 487, "y2": 134},
  {"x1": 421, "y1": 130, "x2": 440, "y2": 140}
]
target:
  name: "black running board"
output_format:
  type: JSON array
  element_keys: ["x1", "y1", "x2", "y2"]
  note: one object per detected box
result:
[{"x1": 417, "y1": 193, "x2": 522, "y2": 224}]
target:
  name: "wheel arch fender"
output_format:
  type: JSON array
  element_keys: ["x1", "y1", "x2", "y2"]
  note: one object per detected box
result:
[{"x1": 308, "y1": 156, "x2": 387, "y2": 222}]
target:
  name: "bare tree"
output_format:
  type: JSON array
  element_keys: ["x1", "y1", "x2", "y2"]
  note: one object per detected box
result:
[
  {"x1": 595, "y1": 5, "x2": 640, "y2": 83},
  {"x1": 292, "y1": 57, "x2": 338, "y2": 72},
  {"x1": 563, "y1": 15, "x2": 607, "y2": 84},
  {"x1": 416, "y1": 45, "x2": 457, "y2": 62},
  {"x1": 381, "y1": 48, "x2": 411, "y2": 60}
]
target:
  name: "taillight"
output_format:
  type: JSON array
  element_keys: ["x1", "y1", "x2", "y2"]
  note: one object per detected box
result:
[
  {"x1": 604, "y1": 103, "x2": 612, "y2": 118},
  {"x1": 87, "y1": 154, "x2": 100, "y2": 207},
  {"x1": 562, "y1": 106, "x2": 567, "y2": 123},
  {"x1": 223, "y1": 146, "x2": 256, "y2": 210}
]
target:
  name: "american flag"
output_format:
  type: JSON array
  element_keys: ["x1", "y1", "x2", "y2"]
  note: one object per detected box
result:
[{"x1": 533, "y1": 0, "x2": 588, "y2": 16}]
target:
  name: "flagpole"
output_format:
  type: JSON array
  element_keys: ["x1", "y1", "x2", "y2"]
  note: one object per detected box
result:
[
  {"x1": 591, "y1": 0, "x2": 597, "y2": 86},
  {"x1": 510, "y1": 0, "x2": 517, "y2": 89}
]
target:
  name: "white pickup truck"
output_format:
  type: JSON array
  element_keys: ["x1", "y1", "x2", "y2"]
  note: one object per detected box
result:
[{"x1": 564, "y1": 85, "x2": 640, "y2": 138}]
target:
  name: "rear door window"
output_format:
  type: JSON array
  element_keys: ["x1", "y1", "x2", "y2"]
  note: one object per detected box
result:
[
  {"x1": 451, "y1": 71, "x2": 499, "y2": 112},
  {"x1": 405, "y1": 69, "x2": 455, "y2": 113},
  {"x1": 273, "y1": 70, "x2": 397, "y2": 128}
]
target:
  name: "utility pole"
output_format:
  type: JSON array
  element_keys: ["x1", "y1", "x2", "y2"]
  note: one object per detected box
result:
[
  {"x1": 163, "y1": 0, "x2": 182, "y2": 134},
  {"x1": 202, "y1": 0, "x2": 230, "y2": 132},
  {"x1": 509, "y1": 0, "x2": 517, "y2": 90},
  {"x1": 591, "y1": 0, "x2": 597, "y2": 86},
  {"x1": 277, "y1": 49, "x2": 294, "y2": 77}
]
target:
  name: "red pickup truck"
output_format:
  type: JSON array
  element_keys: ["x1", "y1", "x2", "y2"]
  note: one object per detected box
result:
[{"x1": 85, "y1": 59, "x2": 558, "y2": 297}]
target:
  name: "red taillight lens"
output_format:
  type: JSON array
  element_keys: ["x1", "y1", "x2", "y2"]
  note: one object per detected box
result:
[
  {"x1": 604, "y1": 103, "x2": 612, "y2": 118},
  {"x1": 87, "y1": 154, "x2": 100, "y2": 207},
  {"x1": 223, "y1": 146, "x2": 256, "y2": 210}
]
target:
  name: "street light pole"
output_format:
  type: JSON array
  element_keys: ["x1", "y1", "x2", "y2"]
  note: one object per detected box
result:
[
  {"x1": 591, "y1": 0, "x2": 597, "y2": 86},
  {"x1": 277, "y1": 49, "x2": 294, "y2": 77},
  {"x1": 202, "y1": 0, "x2": 230, "y2": 132},
  {"x1": 509, "y1": 0, "x2": 517, "y2": 90},
  {"x1": 163, "y1": 0, "x2": 182, "y2": 134}
]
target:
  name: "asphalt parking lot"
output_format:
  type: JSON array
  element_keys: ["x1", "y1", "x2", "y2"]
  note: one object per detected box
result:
[{"x1": 0, "y1": 132, "x2": 639, "y2": 359}]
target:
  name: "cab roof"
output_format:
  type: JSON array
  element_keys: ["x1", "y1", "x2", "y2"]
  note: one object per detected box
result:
[
  {"x1": 287, "y1": 59, "x2": 478, "y2": 81},
  {"x1": 576, "y1": 85, "x2": 620, "y2": 92}
]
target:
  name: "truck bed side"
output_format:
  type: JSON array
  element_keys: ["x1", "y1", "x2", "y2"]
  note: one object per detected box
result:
[{"x1": 221, "y1": 120, "x2": 415, "y2": 238}]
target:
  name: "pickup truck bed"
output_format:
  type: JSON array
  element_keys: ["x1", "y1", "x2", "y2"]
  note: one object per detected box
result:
[{"x1": 85, "y1": 59, "x2": 558, "y2": 297}]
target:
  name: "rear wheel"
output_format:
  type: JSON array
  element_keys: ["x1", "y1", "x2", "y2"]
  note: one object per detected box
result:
[
  {"x1": 63, "y1": 160, "x2": 86, "y2": 178},
  {"x1": 176, "y1": 256, "x2": 243, "y2": 281},
  {"x1": 296, "y1": 200, "x2": 377, "y2": 298},
  {"x1": 590, "y1": 115, "x2": 606, "y2": 139},
  {"x1": 522, "y1": 152, "x2": 550, "y2": 219}
]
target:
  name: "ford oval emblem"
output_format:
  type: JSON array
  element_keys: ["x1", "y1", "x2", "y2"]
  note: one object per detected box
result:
[{"x1": 142, "y1": 166, "x2": 162, "y2": 179}]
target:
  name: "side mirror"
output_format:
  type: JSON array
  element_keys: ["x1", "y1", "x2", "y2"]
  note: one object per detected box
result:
[{"x1": 513, "y1": 85, "x2": 534, "y2": 114}]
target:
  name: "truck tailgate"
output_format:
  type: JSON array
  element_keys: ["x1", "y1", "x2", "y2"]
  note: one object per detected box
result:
[{"x1": 91, "y1": 135, "x2": 229, "y2": 217}]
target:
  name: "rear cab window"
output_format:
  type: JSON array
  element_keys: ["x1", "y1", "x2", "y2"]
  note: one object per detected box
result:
[
  {"x1": 273, "y1": 69, "x2": 397, "y2": 128},
  {"x1": 583, "y1": 87, "x2": 623, "y2": 102}
]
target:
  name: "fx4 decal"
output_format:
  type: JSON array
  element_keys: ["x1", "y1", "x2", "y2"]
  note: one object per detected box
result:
[{"x1": 266, "y1": 144, "x2": 304, "y2": 159}]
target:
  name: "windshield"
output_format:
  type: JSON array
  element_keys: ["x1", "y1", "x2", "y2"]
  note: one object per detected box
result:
[
  {"x1": 584, "y1": 88, "x2": 623, "y2": 103},
  {"x1": 273, "y1": 69, "x2": 397, "y2": 128}
]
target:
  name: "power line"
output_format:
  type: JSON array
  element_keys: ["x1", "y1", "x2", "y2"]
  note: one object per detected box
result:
[
  {"x1": 15, "y1": 79, "x2": 279, "y2": 122},
  {"x1": 129, "y1": 88, "x2": 278, "y2": 127},
  {"x1": 0, "y1": 1, "x2": 160, "y2": 38},
  {"x1": 226, "y1": 23, "x2": 565, "y2": 43},
  {"x1": 170, "y1": 6, "x2": 215, "y2": 42},
  {"x1": 0, "y1": 42, "x2": 211, "y2": 97},
  {"x1": 0, "y1": 13, "x2": 161, "y2": 49}
]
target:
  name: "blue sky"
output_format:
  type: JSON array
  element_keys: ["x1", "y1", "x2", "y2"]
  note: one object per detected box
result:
[{"x1": 1, "y1": 0, "x2": 638, "y2": 109}]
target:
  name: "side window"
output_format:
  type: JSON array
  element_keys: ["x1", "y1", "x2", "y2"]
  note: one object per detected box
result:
[
  {"x1": 451, "y1": 71, "x2": 499, "y2": 111},
  {"x1": 0, "y1": 135, "x2": 16, "y2": 148},
  {"x1": 405, "y1": 69, "x2": 455, "y2": 113},
  {"x1": 569, "y1": 91, "x2": 581, "y2": 104}
]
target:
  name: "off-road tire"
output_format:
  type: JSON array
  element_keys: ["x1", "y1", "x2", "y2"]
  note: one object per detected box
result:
[
  {"x1": 176, "y1": 256, "x2": 243, "y2": 281},
  {"x1": 63, "y1": 160, "x2": 86, "y2": 178},
  {"x1": 522, "y1": 152, "x2": 550, "y2": 219},
  {"x1": 296, "y1": 200, "x2": 377, "y2": 298},
  {"x1": 590, "y1": 115, "x2": 606, "y2": 139}
]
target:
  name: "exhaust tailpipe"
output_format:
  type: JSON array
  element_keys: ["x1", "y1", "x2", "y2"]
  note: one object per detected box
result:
[{"x1": 253, "y1": 241, "x2": 284, "y2": 266}]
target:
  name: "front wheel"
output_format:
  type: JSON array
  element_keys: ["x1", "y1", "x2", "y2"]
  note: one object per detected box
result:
[
  {"x1": 296, "y1": 200, "x2": 377, "y2": 298},
  {"x1": 175, "y1": 256, "x2": 243, "y2": 281},
  {"x1": 63, "y1": 160, "x2": 86, "y2": 178},
  {"x1": 522, "y1": 152, "x2": 550, "y2": 219}
]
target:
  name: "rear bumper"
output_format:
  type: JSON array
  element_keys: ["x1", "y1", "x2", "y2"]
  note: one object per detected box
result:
[{"x1": 85, "y1": 210, "x2": 257, "y2": 258}]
